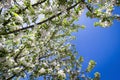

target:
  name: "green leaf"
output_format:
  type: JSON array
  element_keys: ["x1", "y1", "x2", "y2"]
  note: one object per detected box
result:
[
  {"x1": 86, "y1": 60, "x2": 96, "y2": 72},
  {"x1": 78, "y1": 56, "x2": 84, "y2": 63}
]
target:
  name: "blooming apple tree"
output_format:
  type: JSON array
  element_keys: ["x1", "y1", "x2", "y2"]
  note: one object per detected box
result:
[{"x1": 0, "y1": 0, "x2": 119, "y2": 80}]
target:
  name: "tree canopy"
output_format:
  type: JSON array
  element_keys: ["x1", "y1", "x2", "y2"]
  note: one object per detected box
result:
[{"x1": 0, "y1": 0, "x2": 119, "y2": 80}]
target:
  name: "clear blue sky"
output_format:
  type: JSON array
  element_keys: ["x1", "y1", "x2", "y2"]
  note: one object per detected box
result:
[{"x1": 72, "y1": 7, "x2": 120, "y2": 80}]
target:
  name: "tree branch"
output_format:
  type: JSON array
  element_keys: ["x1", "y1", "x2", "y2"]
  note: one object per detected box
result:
[
  {"x1": 14, "y1": 45, "x2": 26, "y2": 63},
  {"x1": 6, "y1": 68, "x2": 26, "y2": 80},
  {"x1": 81, "y1": 0, "x2": 93, "y2": 13},
  {"x1": 18, "y1": 0, "x2": 47, "y2": 14},
  {"x1": 1, "y1": 2, "x2": 80, "y2": 35}
]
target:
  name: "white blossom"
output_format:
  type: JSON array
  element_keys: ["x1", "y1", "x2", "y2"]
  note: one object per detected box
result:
[
  {"x1": 52, "y1": 62, "x2": 57, "y2": 66},
  {"x1": 55, "y1": 66, "x2": 60, "y2": 70},
  {"x1": 16, "y1": 15, "x2": 23, "y2": 23},
  {"x1": 15, "y1": 49, "x2": 19, "y2": 53},
  {"x1": 67, "y1": 69, "x2": 70, "y2": 73},
  {"x1": 43, "y1": 62, "x2": 48, "y2": 67},
  {"x1": 55, "y1": 63, "x2": 60, "y2": 70},
  {"x1": 39, "y1": 68, "x2": 46, "y2": 74},
  {"x1": 14, "y1": 67, "x2": 22, "y2": 72},
  {"x1": 6, "y1": 57, "x2": 16, "y2": 66},
  {"x1": 81, "y1": 74, "x2": 85, "y2": 78},
  {"x1": 0, "y1": 43, "x2": 3, "y2": 50},
  {"x1": 19, "y1": 57, "x2": 25, "y2": 61},
  {"x1": 58, "y1": 70, "x2": 66, "y2": 78},
  {"x1": 102, "y1": 21, "x2": 111, "y2": 27},
  {"x1": 9, "y1": 58, "x2": 14, "y2": 63},
  {"x1": 48, "y1": 68, "x2": 53, "y2": 73}
]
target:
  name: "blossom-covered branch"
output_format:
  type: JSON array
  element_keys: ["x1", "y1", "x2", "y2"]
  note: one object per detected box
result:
[{"x1": 1, "y1": 1, "x2": 80, "y2": 35}]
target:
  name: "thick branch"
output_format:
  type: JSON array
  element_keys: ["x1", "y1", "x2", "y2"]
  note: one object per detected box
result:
[
  {"x1": 18, "y1": 0, "x2": 47, "y2": 14},
  {"x1": 1, "y1": 2, "x2": 80, "y2": 35},
  {"x1": 6, "y1": 68, "x2": 26, "y2": 80},
  {"x1": 81, "y1": 0, "x2": 93, "y2": 12}
]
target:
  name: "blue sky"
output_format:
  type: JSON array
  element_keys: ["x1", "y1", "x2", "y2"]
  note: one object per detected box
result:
[{"x1": 71, "y1": 7, "x2": 120, "y2": 80}]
